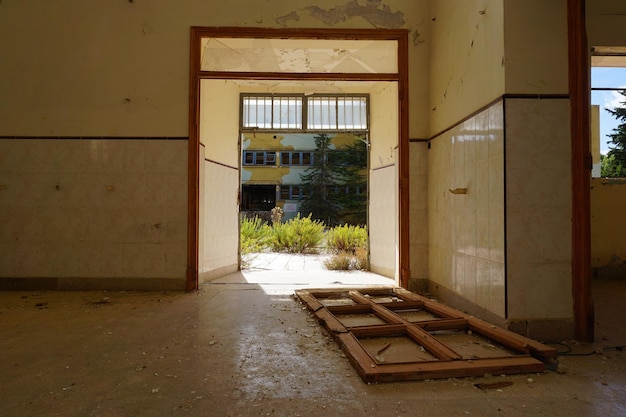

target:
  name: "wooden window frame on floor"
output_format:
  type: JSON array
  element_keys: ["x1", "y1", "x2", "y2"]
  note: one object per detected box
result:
[{"x1": 295, "y1": 287, "x2": 557, "y2": 383}]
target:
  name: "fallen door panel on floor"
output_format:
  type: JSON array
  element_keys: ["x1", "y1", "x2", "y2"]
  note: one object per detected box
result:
[{"x1": 295, "y1": 287, "x2": 557, "y2": 383}]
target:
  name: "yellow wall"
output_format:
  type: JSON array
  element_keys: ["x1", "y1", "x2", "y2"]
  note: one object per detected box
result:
[
  {"x1": 0, "y1": 1, "x2": 431, "y2": 138},
  {"x1": 591, "y1": 178, "x2": 626, "y2": 270},
  {"x1": 503, "y1": 0, "x2": 569, "y2": 94},
  {"x1": 587, "y1": 1, "x2": 626, "y2": 46},
  {"x1": 428, "y1": 0, "x2": 505, "y2": 135}
]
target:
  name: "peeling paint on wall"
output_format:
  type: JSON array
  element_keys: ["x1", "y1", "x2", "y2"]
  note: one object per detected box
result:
[
  {"x1": 276, "y1": 0, "x2": 405, "y2": 29},
  {"x1": 275, "y1": 11, "x2": 300, "y2": 27}
]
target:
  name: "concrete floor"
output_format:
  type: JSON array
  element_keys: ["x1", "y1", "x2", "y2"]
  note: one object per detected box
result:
[{"x1": 1, "y1": 255, "x2": 625, "y2": 417}]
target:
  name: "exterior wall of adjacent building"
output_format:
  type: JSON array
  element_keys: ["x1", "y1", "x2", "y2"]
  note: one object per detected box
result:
[
  {"x1": 240, "y1": 132, "x2": 366, "y2": 222},
  {"x1": 591, "y1": 178, "x2": 626, "y2": 278}
]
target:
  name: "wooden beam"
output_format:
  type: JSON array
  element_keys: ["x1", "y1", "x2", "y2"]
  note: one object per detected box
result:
[
  {"x1": 361, "y1": 356, "x2": 545, "y2": 383},
  {"x1": 567, "y1": 0, "x2": 595, "y2": 342}
]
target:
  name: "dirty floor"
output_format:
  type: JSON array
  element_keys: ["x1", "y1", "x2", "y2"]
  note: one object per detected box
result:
[{"x1": 1, "y1": 256, "x2": 625, "y2": 417}]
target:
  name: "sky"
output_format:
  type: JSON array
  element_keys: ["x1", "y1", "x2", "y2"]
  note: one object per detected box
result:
[{"x1": 591, "y1": 67, "x2": 626, "y2": 155}]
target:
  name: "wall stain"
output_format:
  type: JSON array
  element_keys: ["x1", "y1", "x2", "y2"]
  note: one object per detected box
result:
[
  {"x1": 276, "y1": 0, "x2": 405, "y2": 28},
  {"x1": 275, "y1": 11, "x2": 299, "y2": 26},
  {"x1": 411, "y1": 29, "x2": 424, "y2": 46}
]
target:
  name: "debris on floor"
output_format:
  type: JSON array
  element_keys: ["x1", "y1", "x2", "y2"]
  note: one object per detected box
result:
[{"x1": 295, "y1": 287, "x2": 558, "y2": 383}]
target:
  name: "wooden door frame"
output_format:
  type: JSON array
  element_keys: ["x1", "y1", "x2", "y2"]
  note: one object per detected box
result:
[
  {"x1": 568, "y1": 0, "x2": 594, "y2": 342},
  {"x1": 187, "y1": 27, "x2": 410, "y2": 291}
]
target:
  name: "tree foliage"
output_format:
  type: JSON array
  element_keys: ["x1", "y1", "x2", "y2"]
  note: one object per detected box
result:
[
  {"x1": 333, "y1": 137, "x2": 368, "y2": 225},
  {"x1": 601, "y1": 153, "x2": 626, "y2": 178},
  {"x1": 299, "y1": 134, "x2": 343, "y2": 225},
  {"x1": 299, "y1": 134, "x2": 368, "y2": 226},
  {"x1": 604, "y1": 90, "x2": 626, "y2": 177}
]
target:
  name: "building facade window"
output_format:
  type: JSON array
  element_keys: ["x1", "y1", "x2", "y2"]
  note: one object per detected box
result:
[
  {"x1": 243, "y1": 151, "x2": 277, "y2": 166},
  {"x1": 281, "y1": 151, "x2": 314, "y2": 166},
  {"x1": 279, "y1": 185, "x2": 306, "y2": 200}
]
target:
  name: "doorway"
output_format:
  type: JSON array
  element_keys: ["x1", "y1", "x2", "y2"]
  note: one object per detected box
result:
[
  {"x1": 187, "y1": 28, "x2": 409, "y2": 291},
  {"x1": 590, "y1": 48, "x2": 626, "y2": 343}
]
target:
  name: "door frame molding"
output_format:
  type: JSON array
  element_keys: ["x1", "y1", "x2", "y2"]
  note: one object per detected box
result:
[
  {"x1": 187, "y1": 27, "x2": 410, "y2": 290},
  {"x1": 567, "y1": 0, "x2": 594, "y2": 341}
]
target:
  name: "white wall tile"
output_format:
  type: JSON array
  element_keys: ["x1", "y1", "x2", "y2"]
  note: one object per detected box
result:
[
  {"x1": 504, "y1": 98, "x2": 572, "y2": 320},
  {"x1": 0, "y1": 138, "x2": 188, "y2": 281},
  {"x1": 428, "y1": 102, "x2": 505, "y2": 316}
]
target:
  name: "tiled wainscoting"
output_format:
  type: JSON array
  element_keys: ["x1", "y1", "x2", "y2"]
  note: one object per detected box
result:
[
  {"x1": 425, "y1": 98, "x2": 575, "y2": 340},
  {"x1": 428, "y1": 101, "x2": 506, "y2": 321},
  {"x1": 0, "y1": 137, "x2": 188, "y2": 290}
]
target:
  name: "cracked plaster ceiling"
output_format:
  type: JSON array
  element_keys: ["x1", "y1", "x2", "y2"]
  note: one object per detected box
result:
[{"x1": 200, "y1": 38, "x2": 398, "y2": 73}]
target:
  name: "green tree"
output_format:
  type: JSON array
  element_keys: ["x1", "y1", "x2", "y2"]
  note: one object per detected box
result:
[
  {"x1": 333, "y1": 137, "x2": 368, "y2": 225},
  {"x1": 600, "y1": 153, "x2": 626, "y2": 177},
  {"x1": 299, "y1": 134, "x2": 343, "y2": 225},
  {"x1": 604, "y1": 90, "x2": 626, "y2": 177}
]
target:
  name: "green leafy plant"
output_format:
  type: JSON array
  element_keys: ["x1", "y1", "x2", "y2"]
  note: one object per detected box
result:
[
  {"x1": 269, "y1": 213, "x2": 325, "y2": 253},
  {"x1": 240, "y1": 216, "x2": 272, "y2": 255},
  {"x1": 324, "y1": 224, "x2": 369, "y2": 270},
  {"x1": 326, "y1": 224, "x2": 368, "y2": 254},
  {"x1": 604, "y1": 90, "x2": 626, "y2": 178}
]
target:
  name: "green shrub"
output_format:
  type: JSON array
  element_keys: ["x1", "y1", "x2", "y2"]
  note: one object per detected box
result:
[
  {"x1": 324, "y1": 225, "x2": 369, "y2": 270},
  {"x1": 269, "y1": 213, "x2": 325, "y2": 253},
  {"x1": 324, "y1": 251, "x2": 353, "y2": 270},
  {"x1": 240, "y1": 216, "x2": 272, "y2": 255},
  {"x1": 324, "y1": 248, "x2": 369, "y2": 271},
  {"x1": 326, "y1": 224, "x2": 368, "y2": 254}
]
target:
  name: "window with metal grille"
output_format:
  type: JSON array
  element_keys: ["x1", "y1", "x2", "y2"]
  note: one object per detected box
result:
[
  {"x1": 307, "y1": 96, "x2": 368, "y2": 130},
  {"x1": 241, "y1": 95, "x2": 303, "y2": 130},
  {"x1": 241, "y1": 94, "x2": 368, "y2": 132}
]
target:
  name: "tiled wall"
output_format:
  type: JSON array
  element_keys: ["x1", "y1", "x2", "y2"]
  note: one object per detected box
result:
[
  {"x1": 505, "y1": 99, "x2": 573, "y2": 320},
  {"x1": 428, "y1": 102, "x2": 506, "y2": 318},
  {"x1": 0, "y1": 138, "x2": 188, "y2": 289},
  {"x1": 427, "y1": 98, "x2": 574, "y2": 325},
  {"x1": 409, "y1": 142, "x2": 428, "y2": 285},
  {"x1": 200, "y1": 158, "x2": 240, "y2": 282},
  {"x1": 369, "y1": 164, "x2": 398, "y2": 279}
]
